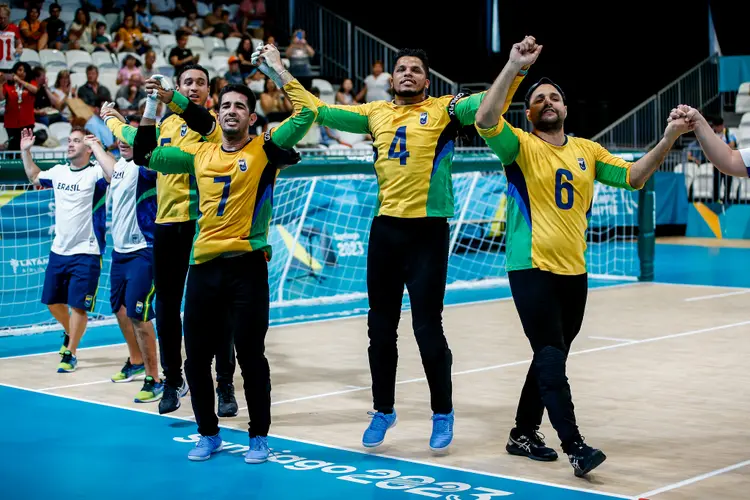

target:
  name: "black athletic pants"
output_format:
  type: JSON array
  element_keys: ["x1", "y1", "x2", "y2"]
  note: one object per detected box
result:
[
  {"x1": 367, "y1": 215, "x2": 453, "y2": 415},
  {"x1": 153, "y1": 221, "x2": 236, "y2": 388},
  {"x1": 184, "y1": 251, "x2": 271, "y2": 437},
  {"x1": 507, "y1": 268, "x2": 587, "y2": 453}
]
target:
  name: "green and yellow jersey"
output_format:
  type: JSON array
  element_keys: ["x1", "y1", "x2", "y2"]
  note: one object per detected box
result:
[
  {"x1": 310, "y1": 75, "x2": 525, "y2": 218},
  {"x1": 477, "y1": 115, "x2": 636, "y2": 276},
  {"x1": 106, "y1": 93, "x2": 222, "y2": 224},
  {"x1": 143, "y1": 80, "x2": 317, "y2": 265}
]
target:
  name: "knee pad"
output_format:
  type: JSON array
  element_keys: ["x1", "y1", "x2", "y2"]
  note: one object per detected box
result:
[{"x1": 533, "y1": 346, "x2": 568, "y2": 391}]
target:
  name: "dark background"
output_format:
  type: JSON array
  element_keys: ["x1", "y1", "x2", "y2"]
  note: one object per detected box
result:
[{"x1": 310, "y1": 0, "x2": 747, "y2": 137}]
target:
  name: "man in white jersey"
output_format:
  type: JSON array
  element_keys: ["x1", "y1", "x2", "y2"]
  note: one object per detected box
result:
[
  {"x1": 0, "y1": 5, "x2": 23, "y2": 73},
  {"x1": 669, "y1": 105, "x2": 750, "y2": 178},
  {"x1": 102, "y1": 114, "x2": 164, "y2": 402},
  {"x1": 21, "y1": 127, "x2": 110, "y2": 373}
]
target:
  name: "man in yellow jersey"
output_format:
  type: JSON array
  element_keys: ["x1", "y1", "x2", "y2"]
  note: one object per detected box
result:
[
  {"x1": 253, "y1": 44, "x2": 525, "y2": 452},
  {"x1": 101, "y1": 65, "x2": 238, "y2": 417},
  {"x1": 132, "y1": 51, "x2": 317, "y2": 463},
  {"x1": 475, "y1": 36, "x2": 690, "y2": 477}
]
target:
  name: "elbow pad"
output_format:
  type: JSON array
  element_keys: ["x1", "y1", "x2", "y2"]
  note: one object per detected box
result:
[{"x1": 263, "y1": 131, "x2": 301, "y2": 170}]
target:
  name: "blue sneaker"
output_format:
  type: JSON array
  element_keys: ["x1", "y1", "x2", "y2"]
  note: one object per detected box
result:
[
  {"x1": 429, "y1": 410, "x2": 454, "y2": 452},
  {"x1": 187, "y1": 433, "x2": 223, "y2": 461},
  {"x1": 244, "y1": 436, "x2": 270, "y2": 464},
  {"x1": 57, "y1": 350, "x2": 77, "y2": 373},
  {"x1": 362, "y1": 410, "x2": 397, "y2": 448}
]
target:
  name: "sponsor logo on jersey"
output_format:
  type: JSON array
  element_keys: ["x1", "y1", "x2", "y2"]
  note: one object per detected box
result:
[
  {"x1": 181, "y1": 124, "x2": 188, "y2": 137},
  {"x1": 420, "y1": 112, "x2": 428, "y2": 125},
  {"x1": 239, "y1": 159, "x2": 247, "y2": 172},
  {"x1": 577, "y1": 158, "x2": 587, "y2": 171}
]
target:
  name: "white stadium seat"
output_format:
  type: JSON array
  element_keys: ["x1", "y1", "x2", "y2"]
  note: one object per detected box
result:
[
  {"x1": 158, "y1": 34, "x2": 177, "y2": 55},
  {"x1": 40, "y1": 49, "x2": 67, "y2": 70},
  {"x1": 98, "y1": 73, "x2": 118, "y2": 96},
  {"x1": 152, "y1": 16, "x2": 175, "y2": 33},
  {"x1": 66, "y1": 50, "x2": 93, "y2": 73},
  {"x1": 204, "y1": 36, "x2": 228, "y2": 55},
  {"x1": 92, "y1": 51, "x2": 118, "y2": 70},
  {"x1": 70, "y1": 72, "x2": 87, "y2": 89},
  {"x1": 187, "y1": 35, "x2": 204, "y2": 51},
  {"x1": 196, "y1": 2, "x2": 211, "y2": 16},
  {"x1": 312, "y1": 78, "x2": 334, "y2": 93},
  {"x1": 59, "y1": 11, "x2": 75, "y2": 24},
  {"x1": 10, "y1": 8, "x2": 25, "y2": 24},
  {"x1": 49, "y1": 122, "x2": 72, "y2": 142},
  {"x1": 143, "y1": 33, "x2": 161, "y2": 51},
  {"x1": 225, "y1": 37, "x2": 241, "y2": 53},
  {"x1": 20, "y1": 49, "x2": 41, "y2": 67}
]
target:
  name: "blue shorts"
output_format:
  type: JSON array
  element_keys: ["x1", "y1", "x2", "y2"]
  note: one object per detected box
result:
[
  {"x1": 110, "y1": 249, "x2": 155, "y2": 322},
  {"x1": 41, "y1": 252, "x2": 102, "y2": 311}
]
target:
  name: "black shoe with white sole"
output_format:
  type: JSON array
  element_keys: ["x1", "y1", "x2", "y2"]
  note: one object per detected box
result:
[
  {"x1": 567, "y1": 439, "x2": 606, "y2": 477},
  {"x1": 506, "y1": 428, "x2": 558, "y2": 461},
  {"x1": 217, "y1": 383, "x2": 238, "y2": 417}
]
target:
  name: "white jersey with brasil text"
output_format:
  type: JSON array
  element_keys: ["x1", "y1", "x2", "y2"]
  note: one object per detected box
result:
[
  {"x1": 109, "y1": 157, "x2": 157, "y2": 253},
  {"x1": 38, "y1": 163, "x2": 108, "y2": 256}
]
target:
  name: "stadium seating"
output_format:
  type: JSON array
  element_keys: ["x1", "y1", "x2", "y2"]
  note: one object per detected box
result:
[
  {"x1": 49, "y1": 122, "x2": 72, "y2": 143},
  {"x1": 736, "y1": 82, "x2": 750, "y2": 114},
  {"x1": 69, "y1": 71, "x2": 86, "y2": 88},
  {"x1": 92, "y1": 51, "x2": 118, "y2": 70},
  {"x1": 20, "y1": 49, "x2": 42, "y2": 68},
  {"x1": 66, "y1": 50, "x2": 93, "y2": 73},
  {"x1": 40, "y1": 49, "x2": 67, "y2": 71},
  {"x1": 152, "y1": 16, "x2": 176, "y2": 34},
  {"x1": 739, "y1": 112, "x2": 750, "y2": 147}
]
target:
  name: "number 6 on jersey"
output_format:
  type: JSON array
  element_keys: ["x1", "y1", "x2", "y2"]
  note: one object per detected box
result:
[{"x1": 388, "y1": 126, "x2": 410, "y2": 165}]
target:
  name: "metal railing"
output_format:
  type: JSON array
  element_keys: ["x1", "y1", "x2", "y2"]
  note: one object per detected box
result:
[{"x1": 592, "y1": 54, "x2": 720, "y2": 150}]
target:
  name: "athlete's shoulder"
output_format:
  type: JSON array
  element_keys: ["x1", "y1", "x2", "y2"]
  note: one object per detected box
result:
[{"x1": 568, "y1": 135, "x2": 604, "y2": 153}]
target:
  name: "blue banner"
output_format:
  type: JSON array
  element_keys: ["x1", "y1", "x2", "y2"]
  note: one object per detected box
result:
[{"x1": 719, "y1": 55, "x2": 750, "y2": 92}]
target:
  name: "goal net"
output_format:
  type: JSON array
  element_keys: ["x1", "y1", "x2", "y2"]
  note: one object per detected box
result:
[{"x1": 0, "y1": 150, "x2": 641, "y2": 334}]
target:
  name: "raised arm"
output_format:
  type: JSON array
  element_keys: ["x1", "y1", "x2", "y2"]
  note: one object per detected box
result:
[
  {"x1": 20, "y1": 129, "x2": 42, "y2": 186},
  {"x1": 671, "y1": 105, "x2": 749, "y2": 178},
  {"x1": 253, "y1": 43, "x2": 370, "y2": 134},
  {"x1": 145, "y1": 77, "x2": 221, "y2": 142},
  {"x1": 270, "y1": 79, "x2": 318, "y2": 148},
  {"x1": 101, "y1": 103, "x2": 144, "y2": 145},
  {"x1": 453, "y1": 73, "x2": 527, "y2": 126},
  {"x1": 476, "y1": 36, "x2": 541, "y2": 130},
  {"x1": 628, "y1": 114, "x2": 690, "y2": 189},
  {"x1": 84, "y1": 135, "x2": 115, "y2": 182}
]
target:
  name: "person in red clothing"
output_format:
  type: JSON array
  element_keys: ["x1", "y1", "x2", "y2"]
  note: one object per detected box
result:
[
  {"x1": 2, "y1": 61, "x2": 38, "y2": 150},
  {"x1": 0, "y1": 4, "x2": 23, "y2": 73}
]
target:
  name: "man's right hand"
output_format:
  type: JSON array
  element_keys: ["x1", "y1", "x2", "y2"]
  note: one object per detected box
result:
[
  {"x1": 100, "y1": 101, "x2": 126, "y2": 122},
  {"x1": 20, "y1": 128, "x2": 35, "y2": 152},
  {"x1": 252, "y1": 44, "x2": 285, "y2": 74},
  {"x1": 509, "y1": 35, "x2": 542, "y2": 69}
]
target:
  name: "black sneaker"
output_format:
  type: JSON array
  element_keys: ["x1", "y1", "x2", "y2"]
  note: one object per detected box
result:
[
  {"x1": 159, "y1": 383, "x2": 181, "y2": 415},
  {"x1": 506, "y1": 428, "x2": 558, "y2": 461},
  {"x1": 217, "y1": 383, "x2": 238, "y2": 417},
  {"x1": 567, "y1": 439, "x2": 607, "y2": 477}
]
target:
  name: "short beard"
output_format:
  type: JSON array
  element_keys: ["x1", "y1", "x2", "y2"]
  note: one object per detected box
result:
[
  {"x1": 534, "y1": 115, "x2": 564, "y2": 133},
  {"x1": 395, "y1": 88, "x2": 424, "y2": 98}
]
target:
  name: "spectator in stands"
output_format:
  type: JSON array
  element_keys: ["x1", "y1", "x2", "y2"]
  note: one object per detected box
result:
[
  {"x1": 117, "y1": 14, "x2": 148, "y2": 54},
  {"x1": 246, "y1": 67, "x2": 265, "y2": 94},
  {"x1": 236, "y1": 35, "x2": 256, "y2": 76},
  {"x1": 202, "y1": 7, "x2": 239, "y2": 39},
  {"x1": 260, "y1": 77, "x2": 292, "y2": 123},
  {"x1": 115, "y1": 74, "x2": 147, "y2": 111},
  {"x1": 92, "y1": 21, "x2": 113, "y2": 53},
  {"x1": 19, "y1": 7, "x2": 43, "y2": 50},
  {"x1": 224, "y1": 56, "x2": 243, "y2": 85},
  {"x1": 33, "y1": 66, "x2": 66, "y2": 126},
  {"x1": 151, "y1": 0, "x2": 177, "y2": 17},
  {"x1": 68, "y1": 8, "x2": 93, "y2": 51},
  {"x1": 181, "y1": 10, "x2": 202, "y2": 36},
  {"x1": 77, "y1": 65, "x2": 112, "y2": 116},
  {"x1": 51, "y1": 70, "x2": 73, "y2": 121},
  {"x1": 136, "y1": 1, "x2": 153, "y2": 34},
  {"x1": 336, "y1": 78, "x2": 357, "y2": 105},
  {"x1": 0, "y1": 61, "x2": 38, "y2": 150},
  {"x1": 39, "y1": 3, "x2": 65, "y2": 51},
  {"x1": 169, "y1": 30, "x2": 198, "y2": 74},
  {"x1": 286, "y1": 29, "x2": 314, "y2": 87},
  {"x1": 239, "y1": 0, "x2": 266, "y2": 36},
  {"x1": 265, "y1": 35, "x2": 276, "y2": 47},
  {"x1": 141, "y1": 49, "x2": 158, "y2": 79},
  {"x1": 202, "y1": 3, "x2": 224, "y2": 35},
  {"x1": 356, "y1": 60, "x2": 392, "y2": 103},
  {"x1": 177, "y1": 0, "x2": 199, "y2": 17},
  {"x1": 206, "y1": 75, "x2": 226, "y2": 111},
  {"x1": 116, "y1": 54, "x2": 144, "y2": 87},
  {"x1": 0, "y1": 4, "x2": 24, "y2": 72}
]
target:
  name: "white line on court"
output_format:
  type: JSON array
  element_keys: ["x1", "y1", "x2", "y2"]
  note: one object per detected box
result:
[
  {"x1": 40, "y1": 378, "x2": 113, "y2": 391},
  {"x1": 0, "y1": 381, "x2": 631, "y2": 499},
  {"x1": 235, "y1": 318, "x2": 750, "y2": 411},
  {"x1": 1, "y1": 282, "x2": 641, "y2": 362},
  {"x1": 637, "y1": 458, "x2": 750, "y2": 498},
  {"x1": 588, "y1": 336, "x2": 637, "y2": 344},
  {"x1": 684, "y1": 289, "x2": 750, "y2": 302}
]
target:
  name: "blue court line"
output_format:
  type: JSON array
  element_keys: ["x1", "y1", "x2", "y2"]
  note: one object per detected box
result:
[
  {"x1": 0, "y1": 280, "x2": 629, "y2": 359},
  {"x1": 0, "y1": 384, "x2": 630, "y2": 500}
]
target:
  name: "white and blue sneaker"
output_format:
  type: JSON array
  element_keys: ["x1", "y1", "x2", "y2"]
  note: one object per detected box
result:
[
  {"x1": 362, "y1": 410, "x2": 397, "y2": 448},
  {"x1": 244, "y1": 436, "x2": 270, "y2": 464},
  {"x1": 187, "y1": 433, "x2": 223, "y2": 461},
  {"x1": 429, "y1": 410, "x2": 454, "y2": 452}
]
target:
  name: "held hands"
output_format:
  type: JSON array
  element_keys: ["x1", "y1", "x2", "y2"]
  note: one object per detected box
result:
[
  {"x1": 20, "y1": 128, "x2": 35, "y2": 152},
  {"x1": 251, "y1": 44, "x2": 286, "y2": 87},
  {"x1": 83, "y1": 134, "x2": 101, "y2": 149},
  {"x1": 509, "y1": 36, "x2": 542, "y2": 69},
  {"x1": 100, "y1": 101, "x2": 126, "y2": 123},
  {"x1": 144, "y1": 76, "x2": 174, "y2": 104},
  {"x1": 665, "y1": 104, "x2": 704, "y2": 140}
]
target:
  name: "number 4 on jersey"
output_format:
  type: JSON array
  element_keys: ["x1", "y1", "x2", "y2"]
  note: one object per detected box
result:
[{"x1": 388, "y1": 126, "x2": 410, "y2": 165}]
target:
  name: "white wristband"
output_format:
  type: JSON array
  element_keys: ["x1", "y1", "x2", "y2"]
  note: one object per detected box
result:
[{"x1": 143, "y1": 96, "x2": 158, "y2": 120}]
